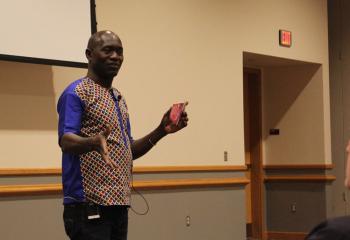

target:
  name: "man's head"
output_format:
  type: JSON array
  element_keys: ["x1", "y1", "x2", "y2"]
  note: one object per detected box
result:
[{"x1": 86, "y1": 30, "x2": 124, "y2": 81}]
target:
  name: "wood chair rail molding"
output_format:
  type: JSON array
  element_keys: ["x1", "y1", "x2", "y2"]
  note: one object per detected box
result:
[
  {"x1": 0, "y1": 177, "x2": 250, "y2": 197},
  {"x1": 0, "y1": 168, "x2": 62, "y2": 176},
  {"x1": 133, "y1": 165, "x2": 247, "y2": 173},
  {"x1": 0, "y1": 165, "x2": 247, "y2": 176},
  {"x1": 0, "y1": 184, "x2": 62, "y2": 196},
  {"x1": 264, "y1": 175, "x2": 336, "y2": 182},
  {"x1": 263, "y1": 164, "x2": 334, "y2": 170},
  {"x1": 0, "y1": 164, "x2": 333, "y2": 176},
  {"x1": 133, "y1": 177, "x2": 249, "y2": 190}
]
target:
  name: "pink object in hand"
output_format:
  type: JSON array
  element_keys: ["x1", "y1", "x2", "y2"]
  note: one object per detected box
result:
[{"x1": 169, "y1": 102, "x2": 187, "y2": 125}]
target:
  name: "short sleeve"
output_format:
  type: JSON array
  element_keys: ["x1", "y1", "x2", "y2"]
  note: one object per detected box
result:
[{"x1": 57, "y1": 91, "x2": 84, "y2": 141}]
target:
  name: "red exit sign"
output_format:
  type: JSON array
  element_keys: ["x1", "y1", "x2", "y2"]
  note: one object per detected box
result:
[{"x1": 279, "y1": 30, "x2": 292, "y2": 47}]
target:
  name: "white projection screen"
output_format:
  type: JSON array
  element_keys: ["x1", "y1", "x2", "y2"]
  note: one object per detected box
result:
[{"x1": 0, "y1": 0, "x2": 95, "y2": 67}]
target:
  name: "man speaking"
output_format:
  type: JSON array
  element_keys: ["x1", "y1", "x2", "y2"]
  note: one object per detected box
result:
[{"x1": 57, "y1": 30, "x2": 188, "y2": 240}]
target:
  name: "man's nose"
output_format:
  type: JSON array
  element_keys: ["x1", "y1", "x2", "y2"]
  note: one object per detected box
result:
[{"x1": 110, "y1": 51, "x2": 122, "y2": 60}]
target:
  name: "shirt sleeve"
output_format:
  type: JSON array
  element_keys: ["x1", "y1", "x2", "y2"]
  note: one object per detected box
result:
[{"x1": 57, "y1": 91, "x2": 84, "y2": 142}]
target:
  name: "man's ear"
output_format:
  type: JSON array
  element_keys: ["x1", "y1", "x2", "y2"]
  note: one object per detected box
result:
[{"x1": 85, "y1": 48, "x2": 92, "y2": 61}]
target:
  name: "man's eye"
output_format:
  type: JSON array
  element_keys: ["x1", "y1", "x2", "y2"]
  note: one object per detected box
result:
[
  {"x1": 103, "y1": 48, "x2": 112, "y2": 53},
  {"x1": 116, "y1": 49, "x2": 123, "y2": 55},
  {"x1": 102, "y1": 47, "x2": 123, "y2": 55}
]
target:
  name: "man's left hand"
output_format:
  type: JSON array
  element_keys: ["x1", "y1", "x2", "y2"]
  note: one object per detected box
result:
[{"x1": 161, "y1": 107, "x2": 189, "y2": 134}]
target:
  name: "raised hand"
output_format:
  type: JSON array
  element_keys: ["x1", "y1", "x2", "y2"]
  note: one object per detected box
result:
[{"x1": 161, "y1": 106, "x2": 189, "y2": 134}]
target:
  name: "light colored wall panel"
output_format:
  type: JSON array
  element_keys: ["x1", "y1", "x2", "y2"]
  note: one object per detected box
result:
[
  {"x1": 0, "y1": 0, "x2": 330, "y2": 168},
  {"x1": 95, "y1": 0, "x2": 330, "y2": 167},
  {"x1": 0, "y1": 61, "x2": 85, "y2": 168},
  {"x1": 262, "y1": 65, "x2": 325, "y2": 164}
]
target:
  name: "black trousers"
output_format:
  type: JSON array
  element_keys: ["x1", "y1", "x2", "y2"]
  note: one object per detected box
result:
[{"x1": 63, "y1": 203, "x2": 128, "y2": 240}]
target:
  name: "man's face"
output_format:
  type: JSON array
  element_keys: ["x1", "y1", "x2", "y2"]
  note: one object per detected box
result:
[{"x1": 87, "y1": 33, "x2": 124, "y2": 79}]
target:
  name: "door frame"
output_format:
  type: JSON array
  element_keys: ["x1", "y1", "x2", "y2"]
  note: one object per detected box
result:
[{"x1": 243, "y1": 67, "x2": 264, "y2": 239}]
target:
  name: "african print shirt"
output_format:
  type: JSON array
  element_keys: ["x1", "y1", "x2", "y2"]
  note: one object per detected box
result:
[{"x1": 57, "y1": 77, "x2": 133, "y2": 206}]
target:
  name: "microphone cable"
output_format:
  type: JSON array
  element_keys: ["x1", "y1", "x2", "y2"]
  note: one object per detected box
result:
[{"x1": 130, "y1": 173, "x2": 150, "y2": 215}]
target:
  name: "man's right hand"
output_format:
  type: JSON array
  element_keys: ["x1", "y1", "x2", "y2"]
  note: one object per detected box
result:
[
  {"x1": 92, "y1": 125, "x2": 118, "y2": 169},
  {"x1": 60, "y1": 125, "x2": 118, "y2": 169}
]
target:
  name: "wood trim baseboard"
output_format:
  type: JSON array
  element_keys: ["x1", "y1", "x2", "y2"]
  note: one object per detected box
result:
[
  {"x1": 0, "y1": 177, "x2": 249, "y2": 197},
  {"x1": 0, "y1": 165, "x2": 247, "y2": 176},
  {"x1": 263, "y1": 164, "x2": 334, "y2": 170},
  {"x1": 264, "y1": 175, "x2": 336, "y2": 182},
  {"x1": 266, "y1": 231, "x2": 307, "y2": 240}
]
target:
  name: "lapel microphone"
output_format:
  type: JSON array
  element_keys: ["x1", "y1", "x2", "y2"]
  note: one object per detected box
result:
[{"x1": 110, "y1": 88, "x2": 122, "y2": 101}]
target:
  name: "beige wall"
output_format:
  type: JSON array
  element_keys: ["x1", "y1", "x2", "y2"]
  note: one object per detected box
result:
[
  {"x1": 262, "y1": 64, "x2": 325, "y2": 164},
  {"x1": 0, "y1": 0, "x2": 330, "y2": 167},
  {"x1": 96, "y1": 0, "x2": 330, "y2": 166},
  {"x1": 0, "y1": 61, "x2": 85, "y2": 167}
]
